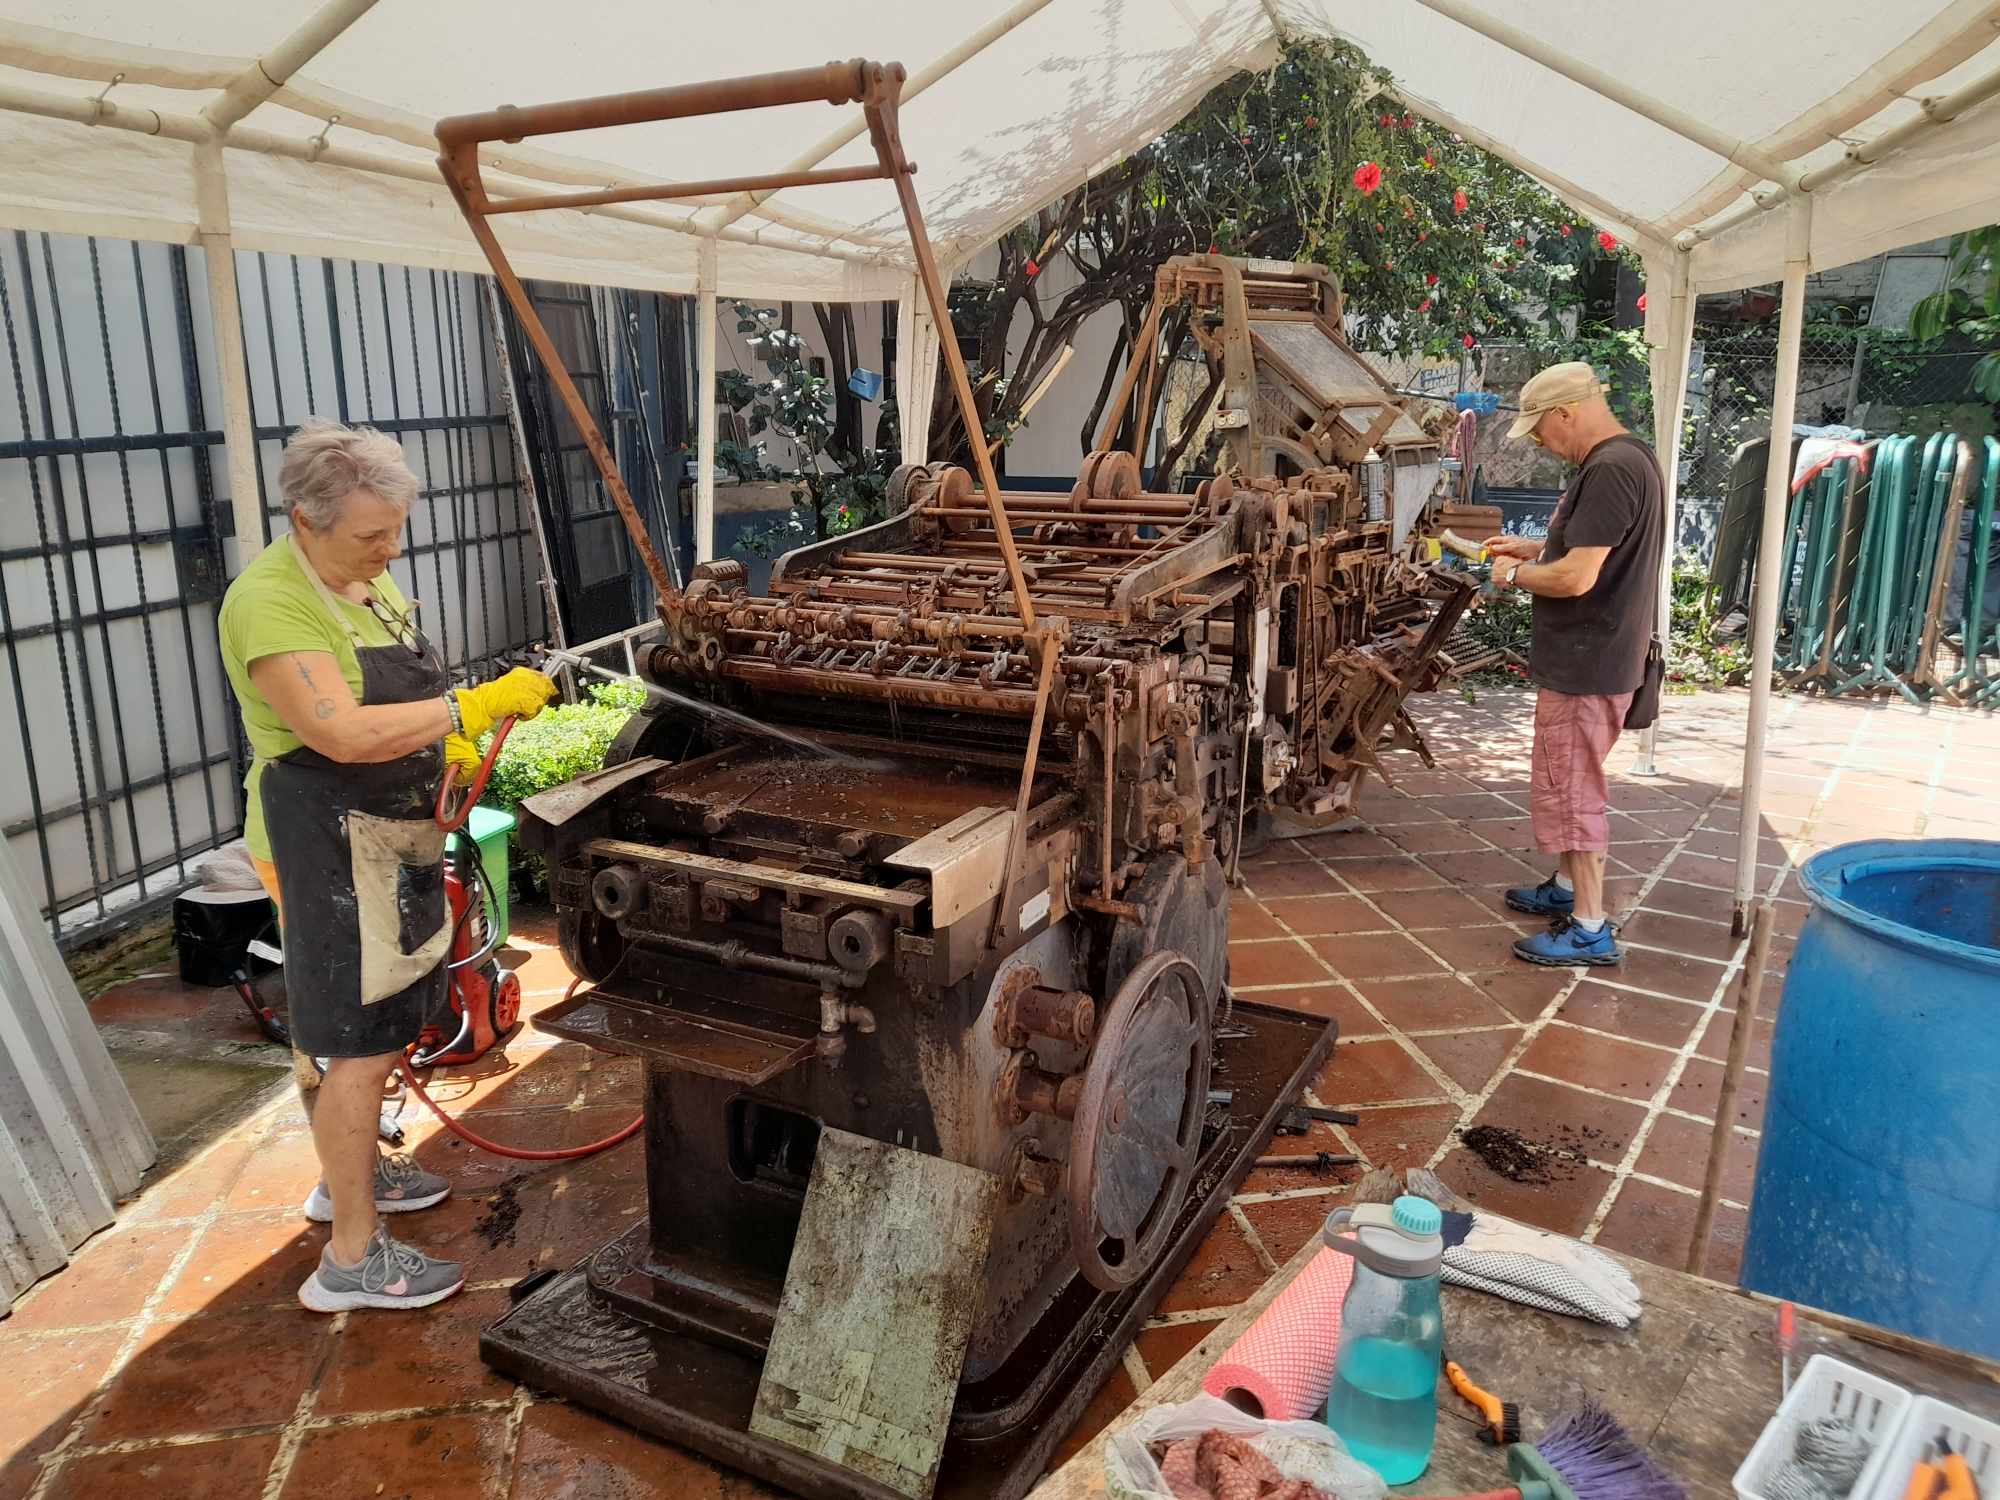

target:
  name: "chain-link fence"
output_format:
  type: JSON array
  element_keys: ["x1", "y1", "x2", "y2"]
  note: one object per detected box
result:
[{"x1": 1680, "y1": 326, "x2": 1995, "y2": 506}]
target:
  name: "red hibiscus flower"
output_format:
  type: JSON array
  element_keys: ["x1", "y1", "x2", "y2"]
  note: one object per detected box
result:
[
  {"x1": 1402, "y1": 114, "x2": 1413, "y2": 128},
  {"x1": 1560, "y1": 223, "x2": 1572, "y2": 236},
  {"x1": 1352, "y1": 161, "x2": 1383, "y2": 195},
  {"x1": 1379, "y1": 113, "x2": 1394, "y2": 127},
  {"x1": 1636, "y1": 292, "x2": 1649, "y2": 313},
  {"x1": 1597, "y1": 230, "x2": 1619, "y2": 252},
  {"x1": 1463, "y1": 333, "x2": 1477, "y2": 348},
  {"x1": 1423, "y1": 153, "x2": 1436, "y2": 168},
  {"x1": 1425, "y1": 272, "x2": 1438, "y2": 286},
  {"x1": 1453, "y1": 189, "x2": 1468, "y2": 215},
  {"x1": 1417, "y1": 297, "x2": 1433, "y2": 312}
]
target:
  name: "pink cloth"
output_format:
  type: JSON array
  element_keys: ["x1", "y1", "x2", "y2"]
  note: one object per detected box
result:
[
  {"x1": 1530, "y1": 688, "x2": 1633, "y2": 854},
  {"x1": 1200, "y1": 1248, "x2": 1353, "y2": 1421}
]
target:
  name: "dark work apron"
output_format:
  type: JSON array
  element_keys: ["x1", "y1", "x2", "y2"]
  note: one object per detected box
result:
[{"x1": 263, "y1": 536, "x2": 450, "y2": 1058}]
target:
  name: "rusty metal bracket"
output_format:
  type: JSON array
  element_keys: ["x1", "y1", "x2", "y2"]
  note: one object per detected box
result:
[{"x1": 433, "y1": 59, "x2": 1037, "y2": 629}]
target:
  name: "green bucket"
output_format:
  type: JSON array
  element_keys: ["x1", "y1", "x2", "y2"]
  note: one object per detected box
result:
[{"x1": 446, "y1": 804, "x2": 516, "y2": 948}]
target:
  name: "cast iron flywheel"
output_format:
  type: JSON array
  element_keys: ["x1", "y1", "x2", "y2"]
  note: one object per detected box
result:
[{"x1": 1066, "y1": 951, "x2": 1213, "y2": 1292}]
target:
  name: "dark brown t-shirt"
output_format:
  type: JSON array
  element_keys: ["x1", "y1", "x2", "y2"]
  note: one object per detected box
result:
[{"x1": 1528, "y1": 433, "x2": 1664, "y2": 696}]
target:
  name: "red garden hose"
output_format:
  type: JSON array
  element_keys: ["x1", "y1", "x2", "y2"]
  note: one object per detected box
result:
[
  {"x1": 395, "y1": 981, "x2": 642, "y2": 1161},
  {"x1": 414, "y1": 723, "x2": 644, "y2": 1160},
  {"x1": 395, "y1": 1053, "x2": 643, "y2": 1160},
  {"x1": 435, "y1": 714, "x2": 516, "y2": 832}
]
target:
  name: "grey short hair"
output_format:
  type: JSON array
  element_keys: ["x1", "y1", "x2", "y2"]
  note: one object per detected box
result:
[{"x1": 279, "y1": 416, "x2": 420, "y2": 528}]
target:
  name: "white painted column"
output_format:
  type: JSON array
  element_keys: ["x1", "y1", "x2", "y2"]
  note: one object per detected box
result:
[
  {"x1": 696, "y1": 237, "x2": 718, "y2": 565},
  {"x1": 898, "y1": 271, "x2": 943, "y2": 467},
  {"x1": 894, "y1": 281, "x2": 920, "y2": 464},
  {"x1": 1632, "y1": 248, "x2": 1696, "y2": 776},
  {"x1": 193, "y1": 139, "x2": 267, "y2": 570},
  {"x1": 1733, "y1": 199, "x2": 1812, "y2": 933}
]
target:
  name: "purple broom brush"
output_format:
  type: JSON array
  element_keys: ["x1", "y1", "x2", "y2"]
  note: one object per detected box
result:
[{"x1": 1414, "y1": 1400, "x2": 1687, "y2": 1500}]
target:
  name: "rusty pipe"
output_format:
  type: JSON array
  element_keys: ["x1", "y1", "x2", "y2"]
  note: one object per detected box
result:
[
  {"x1": 719, "y1": 660, "x2": 1040, "y2": 714},
  {"x1": 436, "y1": 61, "x2": 872, "y2": 149},
  {"x1": 641, "y1": 932, "x2": 862, "y2": 990},
  {"x1": 481, "y1": 161, "x2": 892, "y2": 216}
]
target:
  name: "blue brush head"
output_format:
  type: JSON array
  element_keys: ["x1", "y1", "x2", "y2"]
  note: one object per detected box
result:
[{"x1": 1510, "y1": 1401, "x2": 1687, "y2": 1500}]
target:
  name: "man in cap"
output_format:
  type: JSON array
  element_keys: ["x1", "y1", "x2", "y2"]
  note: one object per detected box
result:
[{"x1": 1481, "y1": 361, "x2": 1663, "y2": 966}]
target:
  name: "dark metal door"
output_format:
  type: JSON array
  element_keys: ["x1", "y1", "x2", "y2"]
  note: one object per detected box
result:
[{"x1": 501, "y1": 282, "x2": 651, "y2": 643}]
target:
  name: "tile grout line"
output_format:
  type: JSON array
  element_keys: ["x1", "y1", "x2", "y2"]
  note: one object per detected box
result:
[
  {"x1": 1416, "y1": 699, "x2": 1747, "y2": 1183},
  {"x1": 23, "y1": 1091, "x2": 300, "y2": 1500},
  {"x1": 258, "y1": 1307, "x2": 346, "y2": 1500},
  {"x1": 1580, "y1": 692, "x2": 1838, "y2": 1245},
  {"x1": 1226, "y1": 1203, "x2": 1282, "y2": 1277}
]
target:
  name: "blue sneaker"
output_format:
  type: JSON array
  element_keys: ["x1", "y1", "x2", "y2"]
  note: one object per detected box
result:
[
  {"x1": 1505, "y1": 875, "x2": 1575, "y2": 918},
  {"x1": 1513, "y1": 916, "x2": 1621, "y2": 967}
]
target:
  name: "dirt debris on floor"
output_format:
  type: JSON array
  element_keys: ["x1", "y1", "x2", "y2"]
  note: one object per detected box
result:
[{"x1": 1458, "y1": 1122, "x2": 1615, "y2": 1184}]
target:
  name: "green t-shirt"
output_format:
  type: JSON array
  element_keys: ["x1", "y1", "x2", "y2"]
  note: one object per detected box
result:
[{"x1": 217, "y1": 540, "x2": 415, "y2": 860}]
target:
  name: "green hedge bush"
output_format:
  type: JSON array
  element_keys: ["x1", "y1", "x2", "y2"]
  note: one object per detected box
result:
[{"x1": 480, "y1": 678, "x2": 643, "y2": 813}]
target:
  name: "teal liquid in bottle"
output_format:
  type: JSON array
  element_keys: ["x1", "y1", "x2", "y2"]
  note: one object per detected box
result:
[{"x1": 1320, "y1": 1195, "x2": 1446, "y2": 1485}]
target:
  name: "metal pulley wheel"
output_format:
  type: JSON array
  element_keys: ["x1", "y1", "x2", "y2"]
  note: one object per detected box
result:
[{"x1": 1066, "y1": 951, "x2": 1213, "y2": 1291}]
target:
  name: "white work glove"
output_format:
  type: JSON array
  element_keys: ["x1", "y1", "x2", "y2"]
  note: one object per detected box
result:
[{"x1": 1442, "y1": 1215, "x2": 1643, "y2": 1327}]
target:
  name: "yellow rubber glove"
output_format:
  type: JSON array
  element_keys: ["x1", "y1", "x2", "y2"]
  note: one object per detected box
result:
[
  {"x1": 453, "y1": 667, "x2": 558, "y2": 739},
  {"x1": 442, "y1": 732, "x2": 483, "y2": 779}
]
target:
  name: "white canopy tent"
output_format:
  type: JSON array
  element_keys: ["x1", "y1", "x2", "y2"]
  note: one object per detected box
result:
[{"x1": 3, "y1": 0, "x2": 1999, "y2": 929}]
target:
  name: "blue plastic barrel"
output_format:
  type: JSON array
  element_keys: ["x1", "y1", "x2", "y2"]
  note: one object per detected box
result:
[{"x1": 1742, "y1": 839, "x2": 2000, "y2": 1359}]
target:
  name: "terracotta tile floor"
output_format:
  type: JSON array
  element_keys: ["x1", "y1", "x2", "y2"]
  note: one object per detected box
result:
[{"x1": 8, "y1": 686, "x2": 1999, "y2": 1498}]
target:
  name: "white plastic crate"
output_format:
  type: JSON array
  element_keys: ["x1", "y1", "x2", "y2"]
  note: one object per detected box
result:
[
  {"x1": 1733, "y1": 1355, "x2": 1913, "y2": 1500},
  {"x1": 1857, "y1": 1396, "x2": 2000, "y2": 1500}
]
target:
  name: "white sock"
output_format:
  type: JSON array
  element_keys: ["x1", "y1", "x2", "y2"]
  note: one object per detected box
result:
[
  {"x1": 1552, "y1": 871, "x2": 1574, "y2": 892},
  {"x1": 1572, "y1": 915, "x2": 1606, "y2": 933}
]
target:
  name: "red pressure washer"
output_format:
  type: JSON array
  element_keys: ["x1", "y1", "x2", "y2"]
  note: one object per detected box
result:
[{"x1": 389, "y1": 711, "x2": 642, "y2": 1162}]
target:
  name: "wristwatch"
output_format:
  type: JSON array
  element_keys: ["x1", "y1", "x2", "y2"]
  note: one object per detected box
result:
[{"x1": 1496, "y1": 559, "x2": 1522, "y2": 589}]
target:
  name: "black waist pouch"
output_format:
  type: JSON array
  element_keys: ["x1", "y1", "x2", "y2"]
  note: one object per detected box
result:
[{"x1": 1624, "y1": 636, "x2": 1664, "y2": 729}]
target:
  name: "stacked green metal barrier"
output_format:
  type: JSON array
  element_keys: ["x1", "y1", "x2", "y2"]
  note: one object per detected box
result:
[
  {"x1": 1951, "y1": 436, "x2": 2000, "y2": 707},
  {"x1": 1768, "y1": 433, "x2": 1996, "y2": 703}
]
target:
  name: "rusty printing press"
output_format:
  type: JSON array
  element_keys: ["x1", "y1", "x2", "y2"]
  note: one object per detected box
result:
[{"x1": 437, "y1": 60, "x2": 1474, "y2": 1500}]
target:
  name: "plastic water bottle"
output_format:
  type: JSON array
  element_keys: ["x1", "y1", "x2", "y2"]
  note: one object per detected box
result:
[{"x1": 1320, "y1": 1194, "x2": 1445, "y2": 1483}]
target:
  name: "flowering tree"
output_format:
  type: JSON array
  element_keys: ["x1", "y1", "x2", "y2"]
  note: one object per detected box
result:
[{"x1": 937, "y1": 37, "x2": 1640, "y2": 471}]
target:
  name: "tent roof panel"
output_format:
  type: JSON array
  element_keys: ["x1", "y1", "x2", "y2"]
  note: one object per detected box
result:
[{"x1": 0, "y1": 1, "x2": 1996, "y2": 297}]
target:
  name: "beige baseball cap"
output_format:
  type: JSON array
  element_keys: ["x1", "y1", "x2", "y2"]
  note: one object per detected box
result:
[{"x1": 1507, "y1": 361, "x2": 1606, "y2": 442}]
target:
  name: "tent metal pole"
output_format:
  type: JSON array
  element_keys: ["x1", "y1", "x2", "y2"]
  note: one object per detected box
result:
[
  {"x1": 192, "y1": 139, "x2": 267, "y2": 570},
  {"x1": 0, "y1": 81, "x2": 895, "y2": 273},
  {"x1": 1385, "y1": 91, "x2": 1675, "y2": 254},
  {"x1": 201, "y1": 0, "x2": 380, "y2": 134},
  {"x1": 696, "y1": 238, "x2": 718, "y2": 565},
  {"x1": 1409, "y1": 0, "x2": 1798, "y2": 189},
  {"x1": 1633, "y1": 248, "x2": 1696, "y2": 776},
  {"x1": 1733, "y1": 198, "x2": 1811, "y2": 936},
  {"x1": 699, "y1": 0, "x2": 1057, "y2": 236},
  {"x1": 1693, "y1": 63, "x2": 2000, "y2": 245}
]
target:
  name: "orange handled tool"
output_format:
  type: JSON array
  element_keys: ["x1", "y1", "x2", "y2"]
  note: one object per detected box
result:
[
  {"x1": 1445, "y1": 1356, "x2": 1520, "y2": 1446},
  {"x1": 1906, "y1": 1455, "x2": 1945, "y2": 1500},
  {"x1": 1938, "y1": 1436, "x2": 1979, "y2": 1500}
]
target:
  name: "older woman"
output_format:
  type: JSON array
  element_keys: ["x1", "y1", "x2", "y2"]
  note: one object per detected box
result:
[{"x1": 219, "y1": 417, "x2": 556, "y2": 1312}]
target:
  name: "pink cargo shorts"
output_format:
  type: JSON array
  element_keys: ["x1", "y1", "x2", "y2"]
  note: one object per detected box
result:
[{"x1": 1530, "y1": 688, "x2": 1634, "y2": 855}]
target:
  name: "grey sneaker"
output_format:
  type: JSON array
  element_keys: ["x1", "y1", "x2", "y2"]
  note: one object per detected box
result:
[
  {"x1": 298, "y1": 1228, "x2": 464, "y2": 1313},
  {"x1": 302, "y1": 1153, "x2": 450, "y2": 1222}
]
